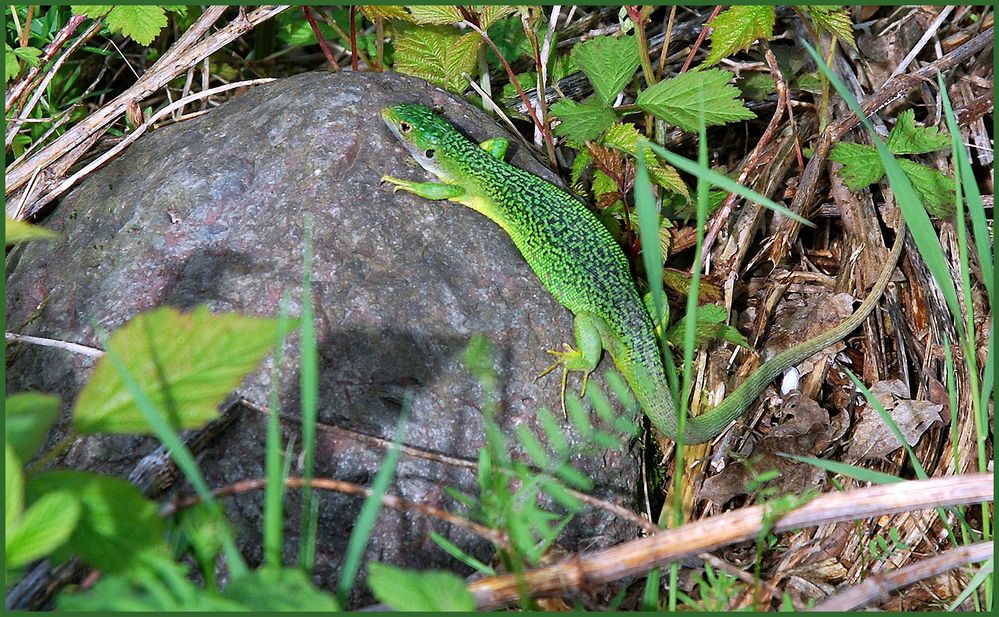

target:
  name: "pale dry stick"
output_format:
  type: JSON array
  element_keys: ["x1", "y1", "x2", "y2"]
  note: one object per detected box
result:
[
  {"x1": 28, "y1": 78, "x2": 275, "y2": 213},
  {"x1": 5, "y1": 18, "x2": 105, "y2": 148},
  {"x1": 812, "y1": 541, "x2": 992, "y2": 611},
  {"x1": 466, "y1": 473, "x2": 993, "y2": 609},
  {"x1": 5, "y1": 332, "x2": 105, "y2": 358},
  {"x1": 6, "y1": 6, "x2": 290, "y2": 218},
  {"x1": 161, "y1": 475, "x2": 508, "y2": 549},
  {"x1": 4, "y1": 13, "x2": 88, "y2": 112},
  {"x1": 463, "y1": 72, "x2": 532, "y2": 152},
  {"x1": 890, "y1": 6, "x2": 955, "y2": 78}
]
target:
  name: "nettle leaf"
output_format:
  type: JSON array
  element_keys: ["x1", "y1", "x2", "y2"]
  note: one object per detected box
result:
[
  {"x1": 407, "y1": 5, "x2": 463, "y2": 25},
  {"x1": 551, "y1": 98, "x2": 617, "y2": 146},
  {"x1": 73, "y1": 305, "x2": 278, "y2": 434},
  {"x1": 830, "y1": 142, "x2": 884, "y2": 190},
  {"x1": 5, "y1": 490, "x2": 80, "y2": 569},
  {"x1": 572, "y1": 35, "x2": 641, "y2": 105},
  {"x1": 26, "y1": 471, "x2": 165, "y2": 573},
  {"x1": 703, "y1": 5, "x2": 776, "y2": 68},
  {"x1": 393, "y1": 25, "x2": 479, "y2": 93},
  {"x1": 665, "y1": 304, "x2": 748, "y2": 349},
  {"x1": 898, "y1": 158, "x2": 956, "y2": 217},
  {"x1": 803, "y1": 6, "x2": 857, "y2": 50},
  {"x1": 636, "y1": 69, "x2": 755, "y2": 131},
  {"x1": 887, "y1": 109, "x2": 950, "y2": 155},
  {"x1": 5, "y1": 216, "x2": 60, "y2": 245},
  {"x1": 368, "y1": 562, "x2": 476, "y2": 611},
  {"x1": 5, "y1": 392, "x2": 60, "y2": 462}
]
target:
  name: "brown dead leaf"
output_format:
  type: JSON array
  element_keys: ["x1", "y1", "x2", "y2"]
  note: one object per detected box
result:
[
  {"x1": 585, "y1": 143, "x2": 634, "y2": 195},
  {"x1": 845, "y1": 380, "x2": 944, "y2": 462}
]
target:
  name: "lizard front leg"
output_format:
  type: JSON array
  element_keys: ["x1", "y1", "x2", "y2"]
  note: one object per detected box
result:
[{"x1": 381, "y1": 176, "x2": 465, "y2": 201}]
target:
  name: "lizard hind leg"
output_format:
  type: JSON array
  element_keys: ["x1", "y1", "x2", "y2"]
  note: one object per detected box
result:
[{"x1": 536, "y1": 313, "x2": 604, "y2": 416}]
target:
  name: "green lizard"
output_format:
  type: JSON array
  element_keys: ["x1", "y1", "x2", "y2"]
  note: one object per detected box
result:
[{"x1": 381, "y1": 104, "x2": 904, "y2": 444}]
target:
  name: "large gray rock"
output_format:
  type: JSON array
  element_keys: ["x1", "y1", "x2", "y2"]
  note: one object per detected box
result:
[{"x1": 5, "y1": 71, "x2": 642, "y2": 603}]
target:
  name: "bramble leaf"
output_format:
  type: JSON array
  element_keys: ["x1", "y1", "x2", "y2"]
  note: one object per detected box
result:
[
  {"x1": 5, "y1": 44, "x2": 20, "y2": 82},
  {"x1": 803, "y1": 6, "x2": 857, "y2": 50},
  {"x1": 407, "y1": 5, "x2": 463, "y2": 25},
  {"x1": 5, "y1": 392, "x2": 60, "y2": 462},
  {"x1": 551, "y1": 98, "x2": 617, "y2": 145},
  {"x1": 75, "y1": 6, "x2": 169, "y2": 46},
  {"x1": 898, "y1": 158, "x2": 955, "y2": 217},
  {"x1": 887, "y1": 109, "x2": 950, "y2": 155},
  {"x1": 73, "y1": 305, "x2": 278, "y2": 434},
  {"x1": 479, "y1": 5, "x2": 518, "y2": 30},
  {"x1": 12, "y1": 45, "x2": 42, "y2": 68},
  {"x1": 393, "y1": 25, "x2": 480, "y2": 93},
  {"x1": 602, "y1": 123, "x2": 688, "y2": 196},
  {"x1": 572, "y1": 35, "x2": 641, "y2": 105},
  {"x1": 360, "y1": 6, "x2": 412, "y2": 22},
  {"x1": 6, "y1": 491, "x2": 80, "y2": 569},
  {"x1": 636, "y1": 69, "x2": 755, "y2": 131},
  {"x1": 830, "y1": 142, "x2": 884, "y2": 189},
  {"x1": 703, "y1": 6, "x2": 775, "y2": 68}
]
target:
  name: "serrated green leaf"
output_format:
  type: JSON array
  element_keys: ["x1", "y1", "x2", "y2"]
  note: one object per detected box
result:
[
  {"x1": 12, "y1": 45, "x2": 42, "y2": 68},
  {"x1": 636, "y1": 69, "x2": 755, "y2": 131},
  {"x1": 73, "y1": 305, "x2": 278, "y2": 434},
  {"x1": 5, "y1": 216, "x2": 60, "y2": 245},
  {"x1": 407, "y1": 5, "x2": 463, "y2": 25},
  {"x1": 361, "y1": 6, "x2": 412, "y2": 22},
  {"x1": 367, "y1": 562, "x2": 476, "y2": 611},
  {"x1": 703, "y1": 6, "x2": 775, "y2": 68},
  {"x1": 829, "y1": 142, "x2": 884, "y2": 189},
  {"x1": 898, "y1": 158, "x2": 956, "y2": 217},
  {"x1": 479, "y1": 5, "x2": 517, "y2": 30},
  {"x1": 804, "y1": 6, "x2": 857, "y2": 50},
  {"x1": 665, "y1": 304, "x2": 748, "y2": 349},
  {"x1": 222, "y1": 567, "x2": 341, "y2": 610},
  {"x1": 887, "y1": 109, "x2": 950, "y2": 155},
  {"x1": 6, "y1": 491, "x2": 80, "y2": 569},
  {"x1": 393, "y1": 25, "x2": 479, "y2": 93},
  {"x1": 5, "y1": 444, "x2": 23, "y2": 537},
  {"x1": 5, "y1": 392, "x2": 60, "y2": 462},
  {"x1": 5, "y1": 44, "x2": 20, "y2": 83},
  {"x1": 26, "y1": 471, "x2": 165, "y2": 572},
  {"x1": 570, "y1": 149, "x2": 592, "y2": 187},
  {"x1": 551, "y1": 98, "x2": 617, "y2": 145},
  {"x1": 602, "y1": 123, "x2": 689, "y2": 197},
  {"x1": 71, "y1": 5, "x2": 112, "y2": 18},
  {"x1": 572, "y1": 35, "x2": 641, "y2": 105},
  {"x1": 104, "y1": 6, "x2": 168, "y2": 46}
]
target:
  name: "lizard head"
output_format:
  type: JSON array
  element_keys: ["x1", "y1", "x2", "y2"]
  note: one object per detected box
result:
[{"x1": 381, "y1": 104, "x2": 461, "y2": 181}]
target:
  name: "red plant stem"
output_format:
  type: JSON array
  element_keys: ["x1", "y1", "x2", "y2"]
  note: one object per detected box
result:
[
  {"x1": 302, "y1": 6, "x2": 340, "y2": 71},
  {"x1": 680, "y1": 5, "x2": 723, "y2": 73},
  {"x1": 349, "y1": 6, "x2": 358, "y2": 71}
]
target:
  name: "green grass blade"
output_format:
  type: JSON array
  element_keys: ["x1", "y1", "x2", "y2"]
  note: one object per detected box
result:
[
  {"x1": 778, "y1": 453, "x2": 903, "y2": 484},
  {"x1": 947, "y1": 557, "x2": 993, "y2": 611},
  {"x1": 640, "y1": 140, "x2": 814, "y2": 227},
  {"x1": 336, "y1": 394, "x2": 412, "y2": 603},
  {"x1": 264, "y1": 295, "x2": 293, "y2": 568},
  {"x1": 298, "y1": 215, "x2": 319, "y2": 574},
  {"x1": 635, "y1": 147, "x2": 665, "y2": 325}
]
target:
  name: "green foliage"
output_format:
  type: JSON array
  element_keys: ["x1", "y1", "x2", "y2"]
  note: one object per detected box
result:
[
  {"x1": 636, "y1": 69, "x2": 756, "y2": 132},
  {"x1": 5, "y1": 392, "x2": 60, "y2": 461},
  {"x1": 676, "y1": 563, "x2": 742, "y2": 611},
  {"x1": 550, "y1": 97, "x2": 617, "y2": 145},
  {"x1": 802, "y1": 6, "x2": 857, "y2": 49},
  {"x1": 602, "y1": 123, "x2": 689, "y2": 196},
  {"x1": 5, "y1": 216, "x2": 60, "y2": 245},
  {"x1": 392, "y1": 24, "x2": 480, "y2": 93},
  {"x1": 407, "y1": 5, "x2": 463, "y2": 25},
  {"x1": 865, "y1": 527, "x2": 910, "y2": 562},
  {"x1": 27, "y1": 470, "x2": 166, "y2": 572},
  {"x1": 572, "y1": 35, "x2": 641, "y2": 105},
  {"x1": 664, "y1": 304, "x2": 749, "y2": 350},
  {"x1": 367, "y1": 562, "x2": 476, "y2": 611},
  {"x1": 5, "y1": 487, "x2": 80, "y2": 571},
  {"x1": 5, "y1": 42, "x2": 42, "y2": 82},
  {"x1": 72, "y1": 6, "x2": 176, "y2": 46},
  {"x1": 73, "y1": 305, "x2": 279, "y2": 434},
  {"x1": 703, "y1": 5, "x2": 776, "y2": 68},
  {"x1": 830, "y1": 109, "x2": 955, "y2": 216}
]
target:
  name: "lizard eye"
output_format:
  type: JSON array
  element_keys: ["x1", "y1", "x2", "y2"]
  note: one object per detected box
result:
[
  {"x1": 424, "y1": 149, "x2": 435, "y2": 159},
  {"x1": 400, "y1": 122, "x2": 412, "y2": 133}
]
